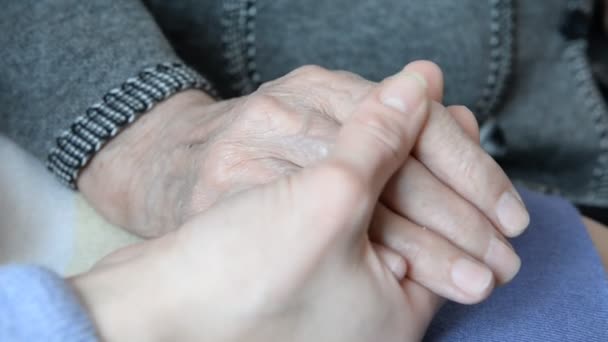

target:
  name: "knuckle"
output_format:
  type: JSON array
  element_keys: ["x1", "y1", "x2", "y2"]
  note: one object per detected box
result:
[
  {"x1": 239, "y1": 94, "x2": 299, "y2": 130},
  {"x1": 452, "y1": 105, "x2": 480, "y2": 133},
  {"x1": 455, "y1": 148, "x2": 482, "y2": 184},
  {"x1": 291, "y1": 64, "x2": 329, "y2": 79},
  {"x1": 331, "y1": 70, "x2": 373, "y2": 87},
  {"x1": 257, "y1": 79, "x2": 278, "y2": 91},
  {"x1": 243, "y1": 93, "x2": 284, "y2": 114},
  {"x1": 457, "y1": 149, "x2": 504, "y2": 202},
  {"x1": 449, "y1": 207, "x2": 488, "y2": 250},
  {"x1": 332, "y1": 69, "x2": 363, "y2": 81},
  {"x1": 327, "y1": 70, "x2": 374, "y2": 104}
]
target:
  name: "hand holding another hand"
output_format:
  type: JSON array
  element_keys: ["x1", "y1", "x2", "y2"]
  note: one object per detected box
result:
[
  {"x1": 79, "y1": 61, "x2": 529, "y2": 305},
  {"x1": 73, "y1": 69, "x2": 440, "y2": 342}
]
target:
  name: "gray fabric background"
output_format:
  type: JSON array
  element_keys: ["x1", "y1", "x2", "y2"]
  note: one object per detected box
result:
[
  {"x1": 0, "y1": 0, "x2": 180, "y2": 161},
  {"x1": 2, "y1": 0, "x2": 607, "y2": 207}
]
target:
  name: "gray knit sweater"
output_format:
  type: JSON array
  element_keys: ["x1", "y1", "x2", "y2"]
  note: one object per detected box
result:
[{"x1": 1, "y1": 0, "x2": 607, "y2": 207}]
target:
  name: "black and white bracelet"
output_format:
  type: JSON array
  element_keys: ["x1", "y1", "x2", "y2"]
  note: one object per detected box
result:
[{"x1": 47, "y1": 62, "x2": 217, "y2": 188}]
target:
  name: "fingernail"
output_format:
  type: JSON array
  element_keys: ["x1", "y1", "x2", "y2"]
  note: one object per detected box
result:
[
  {"x1": 496, "y1": 191, "x2": 530, "y2": 236},
  {"x1": 451, "y1": 258, "x2": 493, "y2": 297},
  {"x1": 379, "y1": 72, "x2": 427, "y2": 113},
  {"x1": 484, "y1": 237, "x2": 521, "y2": 284}
]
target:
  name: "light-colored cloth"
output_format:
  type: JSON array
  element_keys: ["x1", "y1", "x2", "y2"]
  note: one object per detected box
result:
[
  {"x1": 0, "y1": 136, "x2": 132, "y2": 341},
  {"x1": 0, "y1": 135, "x2": 138, "y2": 276}
]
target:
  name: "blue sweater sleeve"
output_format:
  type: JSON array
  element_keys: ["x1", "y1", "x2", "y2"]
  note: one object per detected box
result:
[{"x1": 0, "y1": 264, "x2": 98, "y2": 342}]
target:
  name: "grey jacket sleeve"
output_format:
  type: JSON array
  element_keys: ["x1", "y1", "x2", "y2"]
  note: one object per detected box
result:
[{"x1": 0, "y1": 0, "x2": 215, "y2": 187}]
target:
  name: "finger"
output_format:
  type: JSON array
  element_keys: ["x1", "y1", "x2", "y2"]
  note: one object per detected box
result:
[
  {"x1": 373, "y1": 242, "x2": 407, "y2": 280},
  {"x1": 414, "y1": 102, "x2": 529, "y2": 237},
  {"x1": 288, "y1": 69, "x2": 429, "y2": 248},
  {"x1": 382, "y1": 158, "x2": 521, "y2": 284},
  {"x1": 403, "y1": 60, "x2": 444, "y2": 103},
  {"x1": 287, "y1": 105, "x2": 478, "y2": 176},
  {"x1": 447, "y1": 105, "x2": 480, "y2": 143},
  {"x1": 328, "y1": 68, "x2": 429, "y2": 198},
  {"x1": 370, "y1": 204, "x2": 495, "y2": 304}
]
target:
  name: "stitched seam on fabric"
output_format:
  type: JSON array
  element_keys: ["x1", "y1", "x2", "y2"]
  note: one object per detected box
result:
[
  {"x1": 567, "y1": 0, "x2": 608, "y2": 201},
  {"x1": 46, "y1": 63, "x2": 217, "y2": 188},
  {"x1": 565, "y1": 40, "x2": 608, "y2": 202},
  {"x1": 527, "y1": 0, "x2": 608, "y2": 204},
  {"x1": 221, "y1": 0, "x2": 260, "y2": 95},
  {"x1": 475, "y1": 0, "x2": 515, "y2": 121}
]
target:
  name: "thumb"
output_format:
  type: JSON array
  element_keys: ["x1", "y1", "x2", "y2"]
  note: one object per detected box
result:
[
  {"x1": 275, "y1": 68, "x2": 428, "y2": 253},
  {"x1": 329, "y1": 69, "x2": 429, "y2": 200},
  {"x1": 294, "y1": 69, "x2": 429, "y2": 242}
]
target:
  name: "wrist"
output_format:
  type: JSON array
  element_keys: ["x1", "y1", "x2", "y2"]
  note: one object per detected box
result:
[
  {"x1": 69, "y1": 242, "x2": 176, "y2": 342},
  {"x1": 78, "y1": 90, "x2": 215, "y2": 234},
  {"x1": 70, "y1": 268, "x2": 151, "y2": 341},
  {"x1": 69, "y1": 233, "x2": 231, "y2": 342}
]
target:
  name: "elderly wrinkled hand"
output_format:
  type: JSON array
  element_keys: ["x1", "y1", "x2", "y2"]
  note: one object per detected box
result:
[{"x1": 79, "y1": 61, "x2": 529, "y2": 304}]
